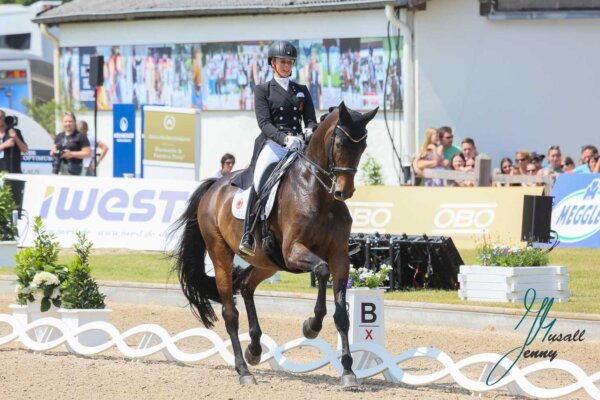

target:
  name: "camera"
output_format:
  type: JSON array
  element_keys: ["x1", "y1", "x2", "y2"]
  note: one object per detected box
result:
[
  {"x1": 52, "y1": 145, "x2": 65, "y2": 174},
  {"x1": 5, "y1": 115, "x2": 18, "y2": 129}
]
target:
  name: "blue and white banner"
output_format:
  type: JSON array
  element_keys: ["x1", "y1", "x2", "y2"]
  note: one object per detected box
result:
[
  {"x1": 112, "y1": 104, "x2": 136, "y2": 178},
  {"x1": 551, "y1": 174, "x2": 600, "y2": 248},
  {"x1": 11, "y1": 174, "x2": 197, "y2": 250}
]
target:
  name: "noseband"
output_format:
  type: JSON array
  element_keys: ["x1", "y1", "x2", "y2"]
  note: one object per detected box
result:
[{"x1": 298, "y1": 121, "x2": 368, "y2": 194}]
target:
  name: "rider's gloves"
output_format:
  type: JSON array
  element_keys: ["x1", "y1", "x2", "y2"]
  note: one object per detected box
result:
[{"x1": 285, "y1": 135, "x2": 305, "y2": 152}]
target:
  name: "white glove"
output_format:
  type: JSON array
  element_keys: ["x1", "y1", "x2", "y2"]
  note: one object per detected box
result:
[{"x1": 285, "y1": 136, "x2": 304, "y2": 152}]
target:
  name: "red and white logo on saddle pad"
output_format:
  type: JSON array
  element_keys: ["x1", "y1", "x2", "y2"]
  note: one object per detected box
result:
[{"x1": 231, "y1": 183, "x2": 281, "y2": 220}]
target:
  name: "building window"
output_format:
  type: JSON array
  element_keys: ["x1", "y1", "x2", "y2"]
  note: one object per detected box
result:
[{"x1": 0, "y1": 33, "x2": 31, "y2": 50}]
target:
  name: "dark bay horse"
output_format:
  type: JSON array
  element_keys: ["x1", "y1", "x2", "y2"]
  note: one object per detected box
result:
[{"x1": 172, "y1": 102, "x2": 378, "y2": 387}]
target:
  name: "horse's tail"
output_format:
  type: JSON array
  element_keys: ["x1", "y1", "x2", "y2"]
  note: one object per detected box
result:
[{"x1": 171, "y1": 178, "x2": 220, "y2": 329}]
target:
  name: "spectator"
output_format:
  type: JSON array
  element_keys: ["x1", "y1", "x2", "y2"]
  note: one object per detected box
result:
[
  {"x1": 574, "y1": 145, "x2": 598, "y2": 174},
  {"x1": 530, "y1": 152, "x2": 545, "y2": 171},
  {"x1": 561, "y1": 156, "x2": 575, "y2": 173},
  {"x1": 542, "y1": 146, "x2": 562, "y2": 173},
  {"x1": 448, "y1": 152, "x2": 473, "y2": 186},
  {"x1": 78, "y1": 120, "x2": 110, "y2": 177},
  {"x1": 214, "y1": 153, "x2": 236, "y2": 179},
  {"x1": 413, "y1": 128, "x2": 445, "y2": 186},
  {"x1": 50, "y1": 112, "x2": 91, "y2": 175},
  {"x1": 438, "y1": 126, "x2": 460, "y2": 168},
  {"x1": 460, "y1": 138, "x2": 477, "y2": 164},
  {"x1": 514, "y1": 150, "x2": 531, "y2": 175},
  {"x1": 587, "y1": 154, "x2": 599, "y2": 174},
  {"x1": 0, "y1": 109, "x2": 28, "y2": 173},
  {"x1": 525, "y1": 162, "x2": 541, "y2": 186},
  {"x1": 495, "y1": 157, "x2": 513, "y2": 187}
]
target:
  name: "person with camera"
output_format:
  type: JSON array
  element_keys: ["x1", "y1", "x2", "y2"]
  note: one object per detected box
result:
[
  {"x1": 0, "y1": 109, "x2": 29, "y2": 173},
  {"x1": 51, "y1": 112, "x2": 91, "y2": 175}
]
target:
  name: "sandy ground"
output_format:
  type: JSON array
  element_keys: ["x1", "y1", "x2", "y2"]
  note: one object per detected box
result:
[{"x1": 0, "y1": 294, "x2": 599, "y2": 400}]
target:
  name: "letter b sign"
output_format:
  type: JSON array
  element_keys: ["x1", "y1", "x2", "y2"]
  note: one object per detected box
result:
[{"x1": 361, "y1": 302, "x2": 377, "y2": 323}]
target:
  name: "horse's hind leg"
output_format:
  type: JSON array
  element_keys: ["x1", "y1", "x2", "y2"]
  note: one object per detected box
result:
[
  {"x1": 286, "y1": 242, "x2": 330, "y2": 339},
  {"x1": 238, "y1": 266, "x2": 277, "y2": 365},
  {"x1": 209, "y1": 245, "x2": 256, "y2": 385}
]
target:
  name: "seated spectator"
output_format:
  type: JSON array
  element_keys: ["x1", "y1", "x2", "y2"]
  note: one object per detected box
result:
[
  {"x1": 561, "y1": 156, "x2": 575, "y2": 173},
  {"x1": 574, "y1": 145, "x2": 598, "y2": 174},
  {"x1": 414, "y1": 128, "x2": 445, "y2": 186},
  {"x1": 438, "y1": 126, "x2": 460, "y2": 168},
  {"x1": 213, "y1": 153, "x2": 236, "y2": 179},
  {"x1": 449, "y1": 153, "x2": 473, "y2": 186},
  {"x1": 514, "y1": 150, "x2": 532, "y2": 175},
  {"x1": 460, "y1": 138, "x2": 477, "y2": 164}
]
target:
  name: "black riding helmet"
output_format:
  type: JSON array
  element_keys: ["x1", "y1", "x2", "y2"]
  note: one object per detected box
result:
[{"x1": 267, "y1": 40, "x2": 297, "y2": 65}]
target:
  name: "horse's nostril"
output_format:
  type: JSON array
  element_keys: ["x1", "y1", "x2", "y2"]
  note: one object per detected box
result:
[{"x1": 334, "y1": 190, "x2": 343, "y2": 199}]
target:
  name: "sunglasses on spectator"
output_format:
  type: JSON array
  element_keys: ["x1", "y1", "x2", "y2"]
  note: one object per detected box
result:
[
  {"x1": 443, "y1": 135, "x2": 454, "y2": 139},
  {"x1": 526, "y1": 169, "x2": 536, "y2": 173},
  {"x1": 225, "y1": 161, "x2": 234, "y2": 165},
  {"x1": 516, "y1": 158, "x2": 527, "y2": 162}
]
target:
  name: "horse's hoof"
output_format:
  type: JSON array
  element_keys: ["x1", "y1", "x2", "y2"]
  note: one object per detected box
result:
[
  {"x1": 303, "y1": 319, "x2": 319, "y2": 339},
  {"x1": 341, "y1": 373, "x2": 359, "y2": 388},
  {"x1": 239, "y1": 374, "x2": 257, "y2": 385},
  {"x1": 245, "y1": 346, "x2": 261, "y2": 366}
]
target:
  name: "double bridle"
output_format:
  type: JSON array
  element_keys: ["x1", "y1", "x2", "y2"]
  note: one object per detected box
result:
[{"x1": 297, "y1": 122, "x2": 368, "y2": 194}]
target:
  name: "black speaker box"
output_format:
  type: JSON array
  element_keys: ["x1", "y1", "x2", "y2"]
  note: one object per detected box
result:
[
  {"x1": 521, "y1": 195, "x2": 553, "y2": 243},
  {"x1": 89, "y1": 55, "x2": 104, "y2": 87},
  {"x1": 4, "y1": 178, "x2": 25, "y2": 218}
]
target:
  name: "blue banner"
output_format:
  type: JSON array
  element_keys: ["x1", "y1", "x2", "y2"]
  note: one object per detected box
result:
[
  {"x1": 112, "y1": 104, "x2": 136, "y2": 177},
  {"x1": 551, "y1": 174, "x2": 600, "y2": 248}
]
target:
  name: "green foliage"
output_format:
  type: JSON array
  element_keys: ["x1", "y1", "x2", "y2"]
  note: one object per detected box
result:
[
  {"x1": 22, "y1": 98, "x2": 86, "y2": 138},
  {"x1": 61, "y1": 232, "x2": 106, "y2": 309},
  {"x1": 15, "y1": 218, "x2": 68, "y2": 310},
  {"x1": 476, "y1": 240, "x2": 549, "y2": 267},
  {"x1": 359, "y1": 153, "x2": 384, "y2": 185},
  {"x1": 0, "y1": 173, "x2": 18, "y2": 241}
]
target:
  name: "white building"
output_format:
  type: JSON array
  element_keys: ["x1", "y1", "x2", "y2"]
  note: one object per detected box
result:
[{"x1": 33, "y1": 0, "x2": 600, "y2": 180}]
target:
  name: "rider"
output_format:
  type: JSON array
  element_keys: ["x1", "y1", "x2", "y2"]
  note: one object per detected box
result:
[{"x1": 237, "y1": 40, "x2": 318, "y2": 256}]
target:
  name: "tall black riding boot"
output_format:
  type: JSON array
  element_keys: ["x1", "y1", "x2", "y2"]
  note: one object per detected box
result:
[{"x1": 239, "y1": 187, "x2": 258, "y2": 256}]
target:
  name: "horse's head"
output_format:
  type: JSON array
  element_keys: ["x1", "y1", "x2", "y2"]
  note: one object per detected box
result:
[{"x1": 327, "y1": 102, "x2": 378, "y2": 201}]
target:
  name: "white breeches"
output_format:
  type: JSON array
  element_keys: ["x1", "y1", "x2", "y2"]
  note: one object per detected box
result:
[{"x1": 254, "y1": 139, "x2": 287, "y2": 189}]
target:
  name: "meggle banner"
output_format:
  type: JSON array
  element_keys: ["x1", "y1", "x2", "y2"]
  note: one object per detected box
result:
[
  {"x1": 348, "y1": 186, "x2": 543, "y2": 249},
  {"x1": 11, "y1": 174, "x2": 198, "y2": 250},
  {"x1": 551, "y1": 174, "x2": 600, "y2": 248}
]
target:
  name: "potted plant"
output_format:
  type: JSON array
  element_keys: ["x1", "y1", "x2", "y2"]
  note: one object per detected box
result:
[
  {"x1": 458, "y1": 239, "x2": 569, "y2": 303},
  {"x1": 0, "y1": 172, "x2": 19, "y2": 267},
  {"x1": 10, "y1": 217, "x2": 68, "y2": 341},
  {"x1": 58, "y1": 231, "x2": 111, "y2": 348}
]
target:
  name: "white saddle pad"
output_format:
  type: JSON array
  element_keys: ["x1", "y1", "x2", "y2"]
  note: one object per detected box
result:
[{"x1": 232, "y1": 182, "x2": 281, "y2": 220}]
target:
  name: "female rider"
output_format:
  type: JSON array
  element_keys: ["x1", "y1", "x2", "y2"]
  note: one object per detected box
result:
[{"x1": 237, "y1": 40, "x2": 318, "y2": 256}]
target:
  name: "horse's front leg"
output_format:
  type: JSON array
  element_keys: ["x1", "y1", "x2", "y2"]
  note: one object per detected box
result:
[
  {"x1": 286, "y1": 242, "x2": 330, "y2": 339},
  {"x1": 330, "y1": 255, "x2": 358, "y2": 387}
]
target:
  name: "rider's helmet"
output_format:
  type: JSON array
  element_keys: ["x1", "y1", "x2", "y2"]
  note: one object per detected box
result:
[{"x1": 267, "y1": 41, "x2": 297, "y2": 65}]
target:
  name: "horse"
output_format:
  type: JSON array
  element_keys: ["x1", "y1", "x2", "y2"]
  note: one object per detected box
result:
[{"x1": 171, "y1": 101, "x2": 378, "y2": 387}]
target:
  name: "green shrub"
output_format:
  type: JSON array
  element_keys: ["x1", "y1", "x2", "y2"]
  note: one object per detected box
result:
[
  {"x1": 476, "y1": 241, "x2": 549, "y2": 267},
  {"x1": 0, "y1": 172, "x2": 18, "y2": 241},
  {"x1": 359, "y1": 153, "x2": 384, "y2": 185}
]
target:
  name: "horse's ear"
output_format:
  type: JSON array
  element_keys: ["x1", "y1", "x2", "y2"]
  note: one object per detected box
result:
[
  {"x1": 338, "y1": 101, "x2": 351, "y2": 124},
  {"x1": 362, "y1": 107, "x2": 379, "y2": 124}
]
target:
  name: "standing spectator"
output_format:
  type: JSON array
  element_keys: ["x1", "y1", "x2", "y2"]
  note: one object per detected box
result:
[
  {"x1": 460, "y1": 138, "x2": 477, "y2": 164},
  {"x1": 78, "y1": 120, "x2": 110, "y2": 176},
  {"x1": 514, "y1": 150, "x2": 532, "y2": 175},
  {"x1": 413, "y1": 128, "x2": 444, "y2": 186},
  {"x1": 449, "y1": 152, "x2": 473, "y2": 187},
  {"x1": 438, "y1": 126, "x2": 460, "y2": 168},
  {"x1": 542, "y1": 146, "x2": 562, "y2": 173},
  {"x1": 0, "y1": 109, "x2": 28, "y2": 173},
  {"x1": 495, "y1": 157, "x2": 513, "y2": 186},
  {"x1": 587, "y1": 154, "x2": 599, "y2": 174},
  {"x1": 561, "y1": 156, "x2": 575, "y2": 173},
  {"x1": 214, "y1": 153, "x2": 236, "y2": 179},
  {"x1": 574, "y1": 145, "x2": 598, "y2": 174},
  {"x1": 50, "y1": 112, "x2": 91, "y2": 176}
]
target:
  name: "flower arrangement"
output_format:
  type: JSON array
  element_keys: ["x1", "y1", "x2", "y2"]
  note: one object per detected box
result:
[
  {"x1": 15, "y1": 217, "x2": 68, "y2": 311},
  {"x1": 476, "y1": 241, "x2": 549, "y2": 267},
  {"x1": 347, "y1": 264, "x2": 392, "y2": 289}
]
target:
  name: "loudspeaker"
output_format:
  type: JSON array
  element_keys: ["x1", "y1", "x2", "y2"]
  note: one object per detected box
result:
[
  {"x1": 4, "y1": 178, "x2": 25, "y2": 218},
  {"x1": 89, "y1": 55, "x2": 104, "y2": 87},
  {"x1": 521, "y1": 195, "x2": 553, "y2": 243}
]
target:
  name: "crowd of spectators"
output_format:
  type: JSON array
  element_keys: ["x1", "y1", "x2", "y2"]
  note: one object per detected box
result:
[{"x1": 412, "y1": 126, "x2": 599, "y2": 187}]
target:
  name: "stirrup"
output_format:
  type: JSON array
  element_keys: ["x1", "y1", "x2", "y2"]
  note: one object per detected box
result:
[{"x1": 239, "y1": 232, "x2": 256, "y2": 256}]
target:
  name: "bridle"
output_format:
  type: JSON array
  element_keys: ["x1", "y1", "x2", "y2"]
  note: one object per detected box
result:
[{"x1": 298, "y1": 122, "x2": 368, "y2": 194}]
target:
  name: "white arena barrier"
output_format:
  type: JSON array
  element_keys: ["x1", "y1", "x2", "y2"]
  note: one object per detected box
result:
[{"x1": 1, "y1": 314, "x2": 599, "y2": 398}]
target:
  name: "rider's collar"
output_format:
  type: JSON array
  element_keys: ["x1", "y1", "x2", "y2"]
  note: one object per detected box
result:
[{"x1": 274, "y1": 76, "x2": 290, "y2": 91}]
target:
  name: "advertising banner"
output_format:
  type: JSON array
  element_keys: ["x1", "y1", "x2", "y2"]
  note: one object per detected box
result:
[
  {"x1": 347, "y1": 186, "x2": 543, "y2": 249},
  {"x1": 112, "y1": 104, "x2": 136, "y2": 178},
  {"x1": 12, "y1": 174, "x2": 197, "y2": 250},
  {"x1": 551, "y1": 174, "x2": 600, "y2": 248},
  {"x1": 142, "y1": 106, "x2": 201, "y2": 180}
]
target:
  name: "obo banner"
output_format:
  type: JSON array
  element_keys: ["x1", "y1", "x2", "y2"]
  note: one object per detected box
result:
[
  {"x1": 551, "y1": 174, "x2": 600, "y2": 248},
  {"x1": 11, "y1": 174, "x2": 197, "y2": 250}
]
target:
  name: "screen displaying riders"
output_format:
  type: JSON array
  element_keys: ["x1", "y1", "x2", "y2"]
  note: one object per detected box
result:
[{"x1": 234, "y1": 40, "x2": 318, "y2": 256}]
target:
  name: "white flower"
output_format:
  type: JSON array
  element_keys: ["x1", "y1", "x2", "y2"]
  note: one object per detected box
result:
[
  {"x1": 14, "y1": 284, "x2": 22, "y2": 295},
  {"x1": 32, "y1": 272, "x2": 60, "y2": 287},
  {"x1": 51, "y1": 288, "x2": 60, "y2": 299}
]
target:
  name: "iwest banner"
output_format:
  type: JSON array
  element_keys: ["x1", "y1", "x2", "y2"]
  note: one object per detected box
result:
[
  {"x1": 551, "y1": 174, "x2": 600, "y2": 248},
  {"x1": 347, "y1": 186, "x2": 543, "y2": 249}
]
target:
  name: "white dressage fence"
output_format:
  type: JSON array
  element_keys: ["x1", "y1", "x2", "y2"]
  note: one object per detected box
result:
[{"x1": 1, "y1": 313, "x2": 599, "y2": 399}]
